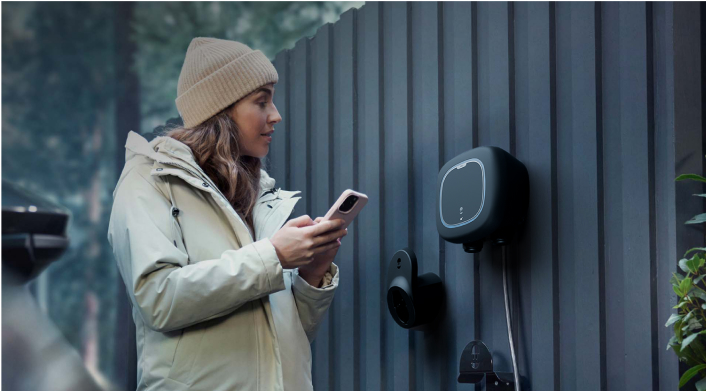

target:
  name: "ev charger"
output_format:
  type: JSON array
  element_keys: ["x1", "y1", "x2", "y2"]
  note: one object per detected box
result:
[
  {"x1": 384, "y1": 146, "x2": 530, "y2": 390},
  {"x1": 435, "y1": 146, "x2": 530, "y2": 391},
  {"x1": 436, "y1": 146, "x2": 529, "y2": 253}
]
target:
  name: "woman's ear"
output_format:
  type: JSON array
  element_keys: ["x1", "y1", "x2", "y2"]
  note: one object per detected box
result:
[{"x1": 225, "y1": 102, "x2": 238, "y2": 123}]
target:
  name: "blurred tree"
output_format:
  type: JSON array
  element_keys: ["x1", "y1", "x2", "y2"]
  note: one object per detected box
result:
[
  {"x1": 113, "y1": 3, "x2": 140, "y2": 389},
  {"x1": 2, "y1": 0, "x2": 119, "y2": 382},
  {"x1": 131, "y1": 2, "x2": 362, "y2": 134}
]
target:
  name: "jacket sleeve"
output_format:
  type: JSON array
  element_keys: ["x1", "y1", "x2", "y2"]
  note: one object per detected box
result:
[
  {"x1": 290, "y1": 263, "x2": 339, "y2": 343},
  {"x1": 107, "y1": 170, "x2": 285, "y2": 333}
]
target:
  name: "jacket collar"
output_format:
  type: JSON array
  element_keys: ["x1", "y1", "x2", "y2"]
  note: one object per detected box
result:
[{"x1": 124, "y1": 131, "x2": 277, "y2": 194}]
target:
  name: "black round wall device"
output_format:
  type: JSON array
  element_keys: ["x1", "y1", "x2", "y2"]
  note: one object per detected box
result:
[
  {"x1": 436, "y1": 146, "x2": 529, "y2": 253},
  {"x1": 386, "y1": 248, "x2": 443, "y2": 330}
]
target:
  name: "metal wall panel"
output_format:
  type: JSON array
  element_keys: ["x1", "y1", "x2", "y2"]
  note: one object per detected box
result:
[
  {"x1": 554, "y1": 3, "x2": 602, "y2": 390},
  {"x1": 289, "y1": 37, "x2": 311, "y2": 219},
  {"x1": 270, "y1": 51, "x2": 289, "y2": 188},
  {"x1": 441, "y1": 3, "x2": 479, "y2": 391},
  {"x1": 270, "y1": 2, "x2": 704, "y2": 390},
  {"x1": 513, "y1": 3, "x2": 559, "y2": 390},
  {"x1": 355, "y1": 4, "x2": 384, "y2": 391},
  {"x1": 310, "y1": 22, "x2": 334, "y2": 390},
  {"x1": 332, "y1": 9, "x2": 358, "y2": 391},
  {"x1": 411, "y1": 3, "x2": 445, "y2": 391}
]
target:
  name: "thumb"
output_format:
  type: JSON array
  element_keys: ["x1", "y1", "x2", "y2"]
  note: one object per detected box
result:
[{"x1": 285, "y1": 215, "x2": 314, "y2": 228}]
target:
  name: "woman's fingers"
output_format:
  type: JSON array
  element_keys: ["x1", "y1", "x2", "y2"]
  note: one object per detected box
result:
[
  {"x1": 313, "y1": 228, "x2": 347, "y2": 247},
  {"x1": 286, "y1": 215, "x2": 314, "y2": 228},
  {"x1": 305, "y1": 219, "x2": 343, "y2": 236},
  {"x1": 313, "y1": 239, "x2": 342, "y2": 254}
]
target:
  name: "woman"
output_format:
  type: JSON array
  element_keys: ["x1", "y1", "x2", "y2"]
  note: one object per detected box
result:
[{"x1": 108, "y1": 37, "x2": 347, "y2": 391}]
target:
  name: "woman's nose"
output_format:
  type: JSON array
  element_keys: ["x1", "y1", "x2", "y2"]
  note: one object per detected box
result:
[{"x1": 269, "y1": 105, "x2": 282, "y2": 125}]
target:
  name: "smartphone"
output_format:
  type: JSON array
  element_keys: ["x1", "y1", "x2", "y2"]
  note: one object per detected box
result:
[{"x1": 322, "y1": 189, "x2": 368, "y2": 230}]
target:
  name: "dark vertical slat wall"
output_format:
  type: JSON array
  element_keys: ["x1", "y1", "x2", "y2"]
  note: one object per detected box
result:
[
  {"x1": 441, "y1": 2, "x2": 478, "y2": 390},
  {"x1": 554, "y1": 3, "x2": 602, "y2": 390},
  {"x1": 652, "y1": 4, "x2": 678, "y2": 390},
  {"x1": 289, "y1": 38, "x2": 311, "y2": 219},
  {"x1": 410, "y1": 3, "x2": 445, "y2": 391},
  {"x1": 514, "y1": 3, "x2": 559, "y2": 391},
  {"x1": 309, "y1": 22, "x2": 333, "y2": 390},
  {"x1": 269, "y1": 2, "x2": 704, "y2": 390},
  {"x1": 602, "y1": 3, "x2": 655, "y2": 390},
  {"x1": 270, "y1": 51, "x2": 289, "y2": 188},
  {"x1": 381, "y1": 3, "x2": 413, "y2": 391},
  {"x1": 355, "y1": 3, "x2": 384, "y2": 391},
  {"x1": 477, "y1": 4, "x2": 517, "y2": 381},
  {"x1": 332, "y1": 10, "x2": 358, "y2": 391}
]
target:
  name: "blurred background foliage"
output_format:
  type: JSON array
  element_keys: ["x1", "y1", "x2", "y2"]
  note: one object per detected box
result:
[{"x1": 1, "y1": 1, "x2": 362, "y2": 387}]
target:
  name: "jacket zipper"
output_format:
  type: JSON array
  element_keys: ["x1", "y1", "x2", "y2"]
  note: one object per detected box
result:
[
  {"x1": 260, "y1": 187, "x2": 278, "y2": 199},
  {"x1": 158, "y1": 160, "x2": 255, "y2": 243}
]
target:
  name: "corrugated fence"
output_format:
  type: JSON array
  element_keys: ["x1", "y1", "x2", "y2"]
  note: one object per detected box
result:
[{"x1": 266, "y1": 2, "x2": 705, "y2": 390}]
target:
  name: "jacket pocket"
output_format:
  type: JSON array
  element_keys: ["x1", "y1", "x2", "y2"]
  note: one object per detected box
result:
[{"x1": 167, "y1": 325, "x2": 205, "y2": 385}]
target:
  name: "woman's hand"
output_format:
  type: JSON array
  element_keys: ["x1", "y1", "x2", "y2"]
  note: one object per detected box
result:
[
  {"x1": 297, "y1": 217, "x2": 347, "y2": 287},
  {"x1": 270, "y1": 215, "x2": 347, "y2": 270}
]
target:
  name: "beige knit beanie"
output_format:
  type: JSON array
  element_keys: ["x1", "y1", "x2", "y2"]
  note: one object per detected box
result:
[{"x1": 175, "y1": 37, "x2": 279, "y2": 128}]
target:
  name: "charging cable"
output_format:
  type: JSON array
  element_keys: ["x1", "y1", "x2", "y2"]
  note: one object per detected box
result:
[{"x1": 502, "y1": 245, "x2": 521, "y2": 391}]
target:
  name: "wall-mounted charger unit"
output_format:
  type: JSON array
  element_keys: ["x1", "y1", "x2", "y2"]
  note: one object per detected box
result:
[
  {"x1": 436, "y1": 146, "x2": 529, "y2": 253},
  {"x1": 436, "y1": 146, "x2": 530, "y2": 391}
]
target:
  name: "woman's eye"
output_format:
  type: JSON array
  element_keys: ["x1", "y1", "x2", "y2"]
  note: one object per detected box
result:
[{"x1": 259, "y1": 101, "x2": 268, "y2": 108}]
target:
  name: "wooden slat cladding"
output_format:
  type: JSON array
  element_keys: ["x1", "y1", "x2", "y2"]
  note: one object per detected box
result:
[{"x1": 270, "y1": 2, "x2": 704, "y2": 390}]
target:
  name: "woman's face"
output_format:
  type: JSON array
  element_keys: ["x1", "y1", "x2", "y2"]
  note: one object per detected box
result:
[{"x1": 228, "y1": 83, "x2": 281, "y2": 158}]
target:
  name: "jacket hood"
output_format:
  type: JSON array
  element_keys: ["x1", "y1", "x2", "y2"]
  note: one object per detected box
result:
[{"x1": 114, "y1": 130, "x2": 277, "y2": 198}]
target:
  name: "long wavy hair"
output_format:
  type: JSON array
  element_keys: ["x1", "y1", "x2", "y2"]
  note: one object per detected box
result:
[{"x1": 163, "y1": 104, "x2": 261, "y2": 235}]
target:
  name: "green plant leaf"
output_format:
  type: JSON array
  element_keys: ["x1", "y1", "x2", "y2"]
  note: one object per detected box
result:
[
  {"x1": 669, "y1": 337, "x2": 677, "y2": 350},
  {"x1": 695, "y1": 376, "x2": 706, "y2": 391},
  {"x1": 668, "y1": 313, "x2": 684, "y2": 327},
  {"x1": 695, "y1": 194, "x2": 706, "y2": 199},
  {"x1": 693, "y1": 290, "x2": 706, "y2": 303},
  {"x1": 681, "y1": 258, "x2": 693, "y2": 273},
  {"x1": 676, "y1": 174, "x2": 706, "y2": 183},
  {"x1": 686, "y1": 248, "x2": 706, "y2": 257},
  {"x1": 686, "y1": 256, "x2": 703, "y2": 274},
  {"x1": 682, "y1": 278, "x2": 694, "y2": 296},
  {"x1": 676, "y1": 285, "x2": 685, "y2": 298},
  {"x1": 690, "y1": 337, "x2": 706, "y2": 364},
  {"x1": 687, "y1": 317, "x2": 703, "y2": 332},
  {"x1": 672, "y1": 286, "x2": 684, "y2": 298},
  {"x1": 673, "y1": 272, "x2": 686, "y2": 286},
  {"x1": 680, "y1": 364, "x2": 706, "y2": 387},
  {"x1": 686, "y1": 213, "x2": 706, "y2": 225},
  {"x1": 683, "y1": 333, "x2": 701, "y2": 351},
  {"x1": 695, "y1": 274, "x2": 706, "y2": 285},
  {"x1": 684, "y1": 309, "x2": 697, "y2": 323},
  {"x1": 682, "y1": 318, "x2": 702, "y2": 332}
]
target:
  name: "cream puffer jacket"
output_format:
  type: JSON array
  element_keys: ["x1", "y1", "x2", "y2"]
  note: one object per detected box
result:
[{"x1": 107, "y1": 131, "x2": 338, "y2": 391}]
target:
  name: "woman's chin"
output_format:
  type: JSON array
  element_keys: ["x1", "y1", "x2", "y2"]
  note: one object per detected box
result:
[
  {"x1": 242, "y1": 145, "x2": 269, "y2": 159},
  {"x1": 255, "y1": 147, "x2": 269, "y2": 159},
  {"x1": 259, "y1": 146, "x2": 269, "y2": 158}
]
